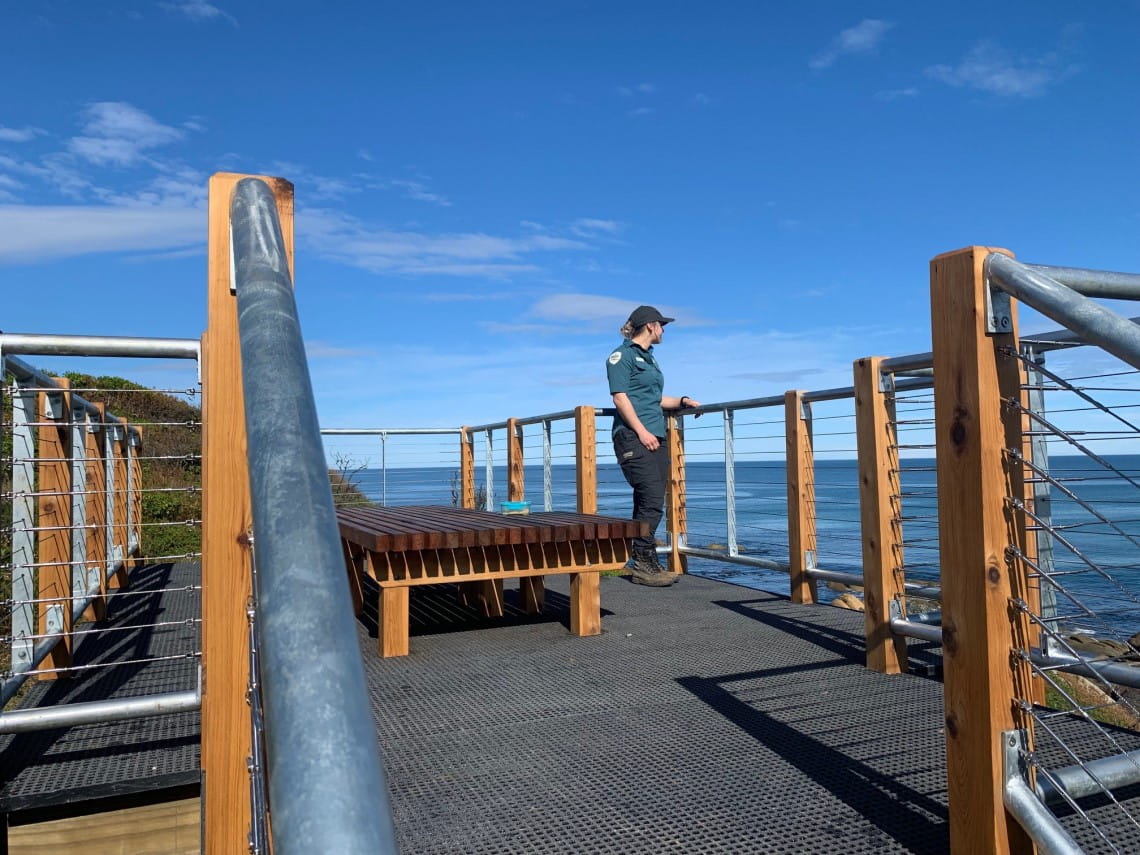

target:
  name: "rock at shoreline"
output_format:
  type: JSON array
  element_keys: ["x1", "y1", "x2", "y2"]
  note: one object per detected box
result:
[
  {"x1": 1066, "y1": 633, "x2": 1135, "y2": 660},
  {"x1": 832, "y1": 592, "x2": 864, "y2": 612}
]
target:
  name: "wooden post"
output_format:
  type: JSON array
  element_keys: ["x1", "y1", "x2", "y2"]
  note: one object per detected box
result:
[
  {"x1": 664, "y1": 414, "x2": 687, "y2": 576},
  {"x1": 201, "y1": 172, "x2": 294, "y2": 855},
  {"x1": 459, "y1": 427, "x2": 475, "y2": 509},
  {"x1": 36, "y1": 379, "x2": 72, "y2": 677},
  {"x1": 931, "y1": 246, "x2": 1035, "y2": 855},
  {"x1": 108, "y1": 420, "x2": 130, "y2": 591},
  {"x1": 507, "y1": 418, "x2": 538, "y2": 612},
  {"x1": 785, "y1": 391, "x2": 817, "y2": 604},
  {"x1": 83, "y1": 403, "x2": 108, "y2": 622},
  {"x1": 854, "y1": 358, "x2": 908, "y2": 674},
  {"x1": 574, "y1": 406, "x2": 597, "y2": 514}
]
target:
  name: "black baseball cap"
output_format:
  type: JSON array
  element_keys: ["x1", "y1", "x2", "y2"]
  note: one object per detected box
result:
[{"x1": 627, "y1": 305, "x2": 675, "y2": 327}]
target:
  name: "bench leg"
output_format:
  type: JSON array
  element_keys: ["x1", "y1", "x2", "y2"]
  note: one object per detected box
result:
[
  {"x1": 477, "y1": 580, "x2": 504, "y2": 618},
  {"x1": 342, "y1": 541, "x2": 364, "y2": 617},
  {"x1": 379, "y1": 586, "x2": 410, "y2": 657},
  {"x1": 519, "y1": 577, "x2": 544, "y2": 614},
  {"x1": 569, "y1": 571, "x2": 601, "y2": 637}
]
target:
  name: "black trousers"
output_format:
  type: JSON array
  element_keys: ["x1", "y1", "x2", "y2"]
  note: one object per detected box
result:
[{"x1": 613, "y1": 427, "x2": 670, "y2": 551}]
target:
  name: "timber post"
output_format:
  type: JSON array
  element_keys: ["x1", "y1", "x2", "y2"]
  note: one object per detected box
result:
[
  {"x1": 785, "y1": 390, "x2": 817, "y2": 604},
  {"x1": 854, "y1": 357, "x2": 908, "y2": 674},
  {"x1": 930, "y1": 246, "x2": 1035, "y2": 855},
  {"x1": 664, "y1": 414, "x2": 687, "y2": 576},
  {"x1": 201, "y1": 171, "x2": 294, "y2": 855}
]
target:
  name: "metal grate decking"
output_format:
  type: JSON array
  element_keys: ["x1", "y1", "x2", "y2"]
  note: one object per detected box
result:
[
  {"x1": 4, "y1": 566, "x2": 1140, "y2": 852},
  {"x1": 363, "y1": 574, "x2": 950, "y2": 854},
  {"x1": 0, "y1": 562, "x2": 201, "y2": 816}
]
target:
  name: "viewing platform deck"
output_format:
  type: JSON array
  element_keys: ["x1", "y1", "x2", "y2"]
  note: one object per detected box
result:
[{"x1": 4, "y1": 563, "x2": 1139, "y2": 853}]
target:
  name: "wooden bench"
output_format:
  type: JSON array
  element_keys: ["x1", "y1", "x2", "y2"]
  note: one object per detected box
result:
[{"x1": 336, "y1": 505, "x2": 646, "y2": 656}]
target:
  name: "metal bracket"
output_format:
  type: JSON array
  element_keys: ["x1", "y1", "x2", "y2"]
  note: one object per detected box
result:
[
  {"x1": 889, "y1": 599, "x2": 904, "y2": 621},
  {"x1": 44, "y1": 391, "x2": 65, "y2": 420},
  {"x1": 804, "y1": 549, "x2": 816, "y2": 570},
  {"x1": 986, "y1": 280, "x2": 1013, "y2": 335},
  {"x1": 45, "y1": 604, "x2": 64, "y2": 636}
]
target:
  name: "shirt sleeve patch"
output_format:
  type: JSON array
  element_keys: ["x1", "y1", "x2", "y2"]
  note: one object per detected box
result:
[{"x1": 608, "y1": 351, "x2": 622, "y2": 365}]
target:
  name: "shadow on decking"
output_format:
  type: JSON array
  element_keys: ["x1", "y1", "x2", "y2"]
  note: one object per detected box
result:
[
  {"x1": 356, "y1": 574, "x2": 618, "y2": 639},
  {"x1": 679, "y1": 663, "x2": 949, "y2": 853},
  {"x1": 716, "y1": 595, "x2": 945, "y2": 677}
]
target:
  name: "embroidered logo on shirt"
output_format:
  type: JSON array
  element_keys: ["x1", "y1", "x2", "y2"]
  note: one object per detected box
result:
[
  {"x1": 608, "y1": 351, "x2": 622, "y2": 365},
  {"x1": 634, "y1": 356, "x2": 645, "y2": 362}
]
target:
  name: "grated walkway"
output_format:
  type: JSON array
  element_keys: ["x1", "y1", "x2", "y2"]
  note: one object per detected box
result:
[
  {"x1": 5, "y1": 564, "x2": 1140, "y2": 853},
  {"x1": 0, "y1": 562, "x2": 200, "y2": 816},
  {"x1": 362, "y1": 573, "x2": 951, "y2": 854}
]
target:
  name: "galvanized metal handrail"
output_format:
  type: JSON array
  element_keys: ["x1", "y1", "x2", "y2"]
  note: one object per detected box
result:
[
  {"x1": 987, "y1": 254, "x2": 1140, "y2": 371},
  {"x1": 230, "y1": 177, "x2": 398, "y2": 855}
]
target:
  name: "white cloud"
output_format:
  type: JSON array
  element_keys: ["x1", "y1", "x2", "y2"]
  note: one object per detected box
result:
[
  {"x1": 69, "y1": 102, "x2": 184, "y2": 166},
  {"x1": 0, "y1": 204, "x2": 201, "y2": 263},
  {"x1": 926, "y1": 41, "x2": 1061, "y2": 97},
  {"x1": 874, "y1": 87, "x2": 919, "y2": 101},
  {"x1": 0, "y1": 126, "x2": 45, "y2": 143},
  {"x1": 298, "y1": 208, "x2": 589, "y2": 277},
  {"x1": 390, "y1": 178, "x2": 451, "y2": 207},
  {"x1": 810, "y1": 19, "x2": 894, "y2": 70},
  {"x1": 629, "y1": 107, "x2": 654, "y2": 117},
  {"x1": 570, "y1": 218, "x2": 623, "y2": 238},
  {"x1": 161, "y1": 1, "x2": 237, "y2": 25}
]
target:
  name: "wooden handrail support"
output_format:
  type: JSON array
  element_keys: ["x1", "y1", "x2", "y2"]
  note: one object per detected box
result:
[
  {"x1": 37, "y1": 377, "x2": 73, "y2": 677},
  {"x1": 459, "y1": 427, "x2": 475, "y2": 509},
  {"x1": 931, "y1": 247, "x2": 1036, "y2": 855},
  {"x1": 665, "y1": 414, "x2": 687, "y2": 576},
  {"x1": 785, "y1": 391, "x2": 817, "y2": 604},
  {"x1": 575, "y1": 406, "x2": 597, "y2": 515},
  {"x1": 507, "y1": 418, "x2": 532, "y2": 613},
  {"x1": 854, "y1": 358, "x2": 908, "y2": 674},
  {"x1": 201, "y1": 172, "x2": 294, "y2": 855}
]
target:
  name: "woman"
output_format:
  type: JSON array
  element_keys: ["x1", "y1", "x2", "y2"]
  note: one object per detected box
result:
[{"x1": 605, "y1": 305, "x2": 700, "y2": 586}]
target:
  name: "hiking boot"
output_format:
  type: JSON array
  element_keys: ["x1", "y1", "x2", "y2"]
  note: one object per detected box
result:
[
  {"x1": 629, "y1": 562, "x2": 674, "y2": 587},
  {"x1": 629, "y1": 549, "x2": 675, "y2": 587}
]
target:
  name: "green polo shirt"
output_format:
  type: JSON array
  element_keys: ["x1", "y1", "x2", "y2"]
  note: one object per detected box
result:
[{"x1": 606, "y1": 339, "x2": 665, "y2": 438}]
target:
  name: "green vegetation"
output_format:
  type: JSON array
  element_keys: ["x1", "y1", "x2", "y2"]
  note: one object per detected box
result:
[{"x1": 64, "y1": 372, "x2": 202, "y2": 562}]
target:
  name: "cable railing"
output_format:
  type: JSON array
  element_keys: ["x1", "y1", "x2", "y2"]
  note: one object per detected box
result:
[
  {"x1": 1, "y1": 341, "x2": 201, "y2": 730},
  {"x1": 927, "y1": 248, "x2": 1140, "y2": 854}
]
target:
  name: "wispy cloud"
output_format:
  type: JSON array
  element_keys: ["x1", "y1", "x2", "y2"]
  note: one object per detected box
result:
[
  {"x1": 390, "y1": 178, "x2": 451, "y2": 207},
  {"x1": 0, "y1": 126, "x2": 46, "y2": 143},
  {"x1": 874, "y1": 87, "x2": 919, "y2": 102},
  {"x1": 618, "y1": 83, "x2": 656, "y2": 96},
  {"x1": 160, "y1": 1, "x2": 237, "y2": 26},
  {"x1": 570, "y1": 218, "x2": 623, "y2": 238},
  {"x1": 299, "y1": 208, "x2": 588, "y2": 278},
  {"x1": 305, "y1": 341, "x2": 378, "y2": 359},
  {"x1": 0, "y1": 205, "x2": 201, "y2": 263},
  {"x1": 926, "y1": 41, "x2": 1065, "y2": 97},
  {"x1": 810, "y1": 19, "x2": 894, "y2": 70},
  {"x1": 69, "y1": 102, "x2": 185, "y2": 166}
]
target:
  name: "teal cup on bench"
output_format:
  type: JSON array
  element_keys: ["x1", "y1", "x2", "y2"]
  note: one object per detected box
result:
[{"x1": 500, "y1": 501, "x2": 531, "y2": 515}]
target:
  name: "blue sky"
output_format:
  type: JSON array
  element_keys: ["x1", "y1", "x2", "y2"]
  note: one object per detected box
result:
[{"x1": 2, "y1": 2, "x2": 1139, "y2": 431}]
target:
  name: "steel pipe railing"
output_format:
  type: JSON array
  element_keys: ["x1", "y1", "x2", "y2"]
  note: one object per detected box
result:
[
  {"x1": 231, "y1": 176, "x2": 398, "y2": 855},
  {"x1": 0, "y1": 686, "x2": 200, "y2": 734},
  {"x1": 987, "y1": 254, "x2": 1140, "y2": 372},
  {"x1": 0, "y1": 333, "x2": 200, "y2": 360},
  {"x1": 1025, "y1": 264, "x2": 1140, "y2": 301}
]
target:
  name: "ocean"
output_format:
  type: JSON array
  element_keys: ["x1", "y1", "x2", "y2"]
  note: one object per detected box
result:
[{"x1": 347, "y1": 456, "x2": 1140, "y2": 637}]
